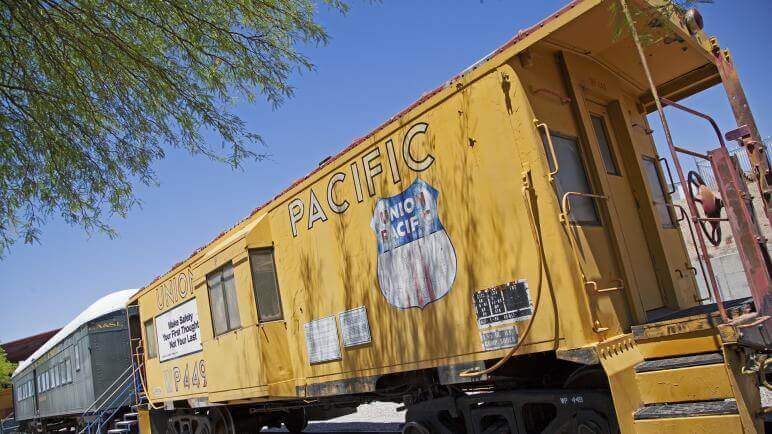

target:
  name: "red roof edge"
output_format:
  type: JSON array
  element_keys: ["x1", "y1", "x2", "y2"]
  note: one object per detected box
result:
[{"x1": 1, "y1": 329, "x2": 61, "y2": 363}]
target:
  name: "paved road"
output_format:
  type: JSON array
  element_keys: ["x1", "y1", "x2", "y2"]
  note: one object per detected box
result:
[{"x1": 264, "y1": 402, "x2": 404, "y2": 433}]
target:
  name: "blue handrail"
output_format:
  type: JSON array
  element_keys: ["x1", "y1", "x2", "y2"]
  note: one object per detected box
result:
[
  {"x1": 79, "y1": 361, "x2": 145, "y2": 434},
  {"x1": 0, "y1": 413, "x2": 18, "y2": 434}
]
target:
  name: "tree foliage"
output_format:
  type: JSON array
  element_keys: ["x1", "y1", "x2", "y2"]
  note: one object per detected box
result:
[
  {"x1": 0, "y1": 0, "x2": 346, "y2": 256},
  {"x1": 610, "y1": 0, "x2": 714, "y2": 44},
  {"x1": 0, "y1": 347, "x2": 14, "y2": 386}
]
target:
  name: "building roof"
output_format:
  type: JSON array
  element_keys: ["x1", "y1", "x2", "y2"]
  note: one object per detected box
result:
[
  {"x1": 1, "y1": 329, "x2": 61, "y2": 364},
  {"x1": 13, "y1": 289, "x2": 137, "y2": 377}
]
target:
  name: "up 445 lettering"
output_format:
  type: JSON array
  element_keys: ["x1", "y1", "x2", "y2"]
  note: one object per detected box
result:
[{"x1": 164, "y1": 359, "x2": 206, "y2": 393}]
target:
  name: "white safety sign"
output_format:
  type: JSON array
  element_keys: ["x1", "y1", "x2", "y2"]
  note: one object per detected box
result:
[{"x1": 156, "y1": 299, "x2": 202, "y2": 362}]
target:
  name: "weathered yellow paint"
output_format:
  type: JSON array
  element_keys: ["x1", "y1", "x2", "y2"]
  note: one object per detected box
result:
[
  {"x1": 636, "y1": 329, "x2": 722, "y2": 359},
  {"x1": 127, "y1": 4, "x2": 757, "y2": 433},
  {"x1": 598, "y1": 334, "x2": 644, "y2": 434},
  {"x1": 634, "y1": 415, "x2": 744, "y2": 434},
  {"x1": 137, "y1": 409, "x2": 152, "y2": 434},
  {"x1": 636, "y1": 364, "x2": 733, "y2": 404}
]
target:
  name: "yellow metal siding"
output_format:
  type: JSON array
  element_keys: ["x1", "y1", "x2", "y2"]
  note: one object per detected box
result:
[{"x1": 128, "y1": 0, "x2": 730, "y2": 411}]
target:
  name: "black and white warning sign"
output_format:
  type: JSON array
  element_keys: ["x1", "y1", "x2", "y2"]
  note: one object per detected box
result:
[
  {"x1": 338, "y1": 306, "x2": 372, "y2": 347},
  {"x1": 304, "y1": 316, "x2": 341, "y2": 364},
  {"x1": 473, "y1": 280, "x2": 532, "y2": 329},
  {"x1": 156, "y1": 299, "x2": 202, "y2": 362},
  {"x1": 480, "y1": 326, "x2": 519, "y2": 351}
]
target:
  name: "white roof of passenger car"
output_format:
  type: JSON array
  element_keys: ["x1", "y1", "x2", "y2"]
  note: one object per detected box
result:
[{"x1": 13, "y1": 289, "x2": 137, "y2": 377}]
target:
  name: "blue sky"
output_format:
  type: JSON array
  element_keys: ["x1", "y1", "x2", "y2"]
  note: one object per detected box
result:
[{"x1": 1, "y1": 0, "x2": 770, "y2": 342}]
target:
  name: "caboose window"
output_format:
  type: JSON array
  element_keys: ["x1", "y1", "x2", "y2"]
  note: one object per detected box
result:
[
  {"x1": 207, "y1": 262, "x2": 241, "y2": 336},
  {"x1": 642, "y1": 156, "x2": 676, "y2": 228},
  {"x1": 144, "y1": 319, "x2": 158, "y2": 359},
  {"x1": 249, "y1": 249, "x2": 284, "y2": 322},
  {"x1": 590, "y1": 114, "x2": 620, "y2": 176},
  {"x1": 540, "y1": 131, "x2": 599, "y2": 224}
]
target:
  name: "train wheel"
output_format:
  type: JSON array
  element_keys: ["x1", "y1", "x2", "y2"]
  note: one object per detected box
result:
[
  {"x1": 166, "y1": 408, "x2": 234, "y2": 434},
  {"x1": 282, "y1": 409, "x2": 308, "y2": 433},
  {"x1": 402, "y1": 421, "x2": 432, "y2": 434},
  {"x1": 208, "y1": 407, "x2": 235, "y2": 434}
]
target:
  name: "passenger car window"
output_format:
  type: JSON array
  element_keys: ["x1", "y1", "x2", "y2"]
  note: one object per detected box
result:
[
  {"x1": 249, "y1": 249, "x2": 284, "y2": 322},
  {"x1": 642, "y1": 156, "x2": 676, "y2": 228},
  {"x1": 144, "y1": 319, "x2": 158, "y2": 359},
  {"x1": 75, "y1": 345, "x2": 81, "y2": 371},
  {"x1": 207, "y1": 262, "x2": 241, "y2": 336},
  {"x1": 540, "y1": 132, "x2": 600, "y2": 224},
  {"x1": 65, "y1": 358, "x2": 72, "y2": 383}
]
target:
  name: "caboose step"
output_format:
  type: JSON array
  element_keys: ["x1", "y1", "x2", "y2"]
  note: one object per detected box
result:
[
  {"x1": 107, "y1": 429, "x2": 130, "y2": 434},
  {"x1": 123, "y1": 412, "x2": 138, "y2": 419},
  {"x1": 635, "y1": 352, "x2": 732, "y2": 404},
  {"x1": 635, "y1": 352, "x2": 723, "y2": 373},
  {"x1": 635, "y1": 400, "x2": 737, "y2": 419},
  {"x1": 633, "y1": 400, "x2": 742, "y2": 434},
  {"x1": 116, "y1": 420, "x2": 138, "y2": 427}
]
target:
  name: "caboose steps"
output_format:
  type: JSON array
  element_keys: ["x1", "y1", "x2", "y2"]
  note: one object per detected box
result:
[
  {"x1": 116, "y1": 420, "x2": 138, "y2": 427},
  {"x1": 634, "y1": 353, "x2": 733, "y2": 404},
  {"x1": 634, "y1": 352, "x2": 724, "y2": 372},
  {"x1": 600, "y1": 330, "x2": 763, "y2": 433},
  {"x1": 633, "y1": 400, "x2": 742, "y2": 434}
]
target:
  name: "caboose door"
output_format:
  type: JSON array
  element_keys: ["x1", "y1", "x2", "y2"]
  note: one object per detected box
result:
[{"x1": 583, "y1": 99, "x2": 665, "y2": 313}]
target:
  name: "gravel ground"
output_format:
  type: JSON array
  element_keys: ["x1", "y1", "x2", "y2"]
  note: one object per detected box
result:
[
  {"x1": 264, "y1": 402, "x2": 405, "y2": 433},
  {"x1": 263, "y1": 389, "x2": 772, "y2": 432}
]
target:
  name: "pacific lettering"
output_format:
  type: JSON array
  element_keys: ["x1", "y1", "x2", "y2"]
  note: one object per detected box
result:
[
  {"x1": 327, "y1": 172, "x2": 349, "y2": 214},
  {"x1": 288, "y1": 122, "x2": 436, "y2": 237}
]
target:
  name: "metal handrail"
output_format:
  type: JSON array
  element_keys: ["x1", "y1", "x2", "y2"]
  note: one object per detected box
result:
[
  {"x1": 558, "y1": 191, "x2": 622, "y2": 333},
  {"x1": 0, "y1": 412, "x2": 16, "y2": 434},
  {"x1": 534, "y1": 119, "x2": 560, "y2": 181},
  {"x1": 660, "y1": 97, "x2": 729, "y2": 150},
  {"x1": 659, "y1": 157, "x2": 677, "y2": 195},
  {"x1": 560, "y1": 191, "x2": 608, "y2": 225},
  {"x1": 95, "y1": 385, "x2": 134, "y2": 433},
  {"x1": 84, "y1": 373, "x2": 132, "y2": 418},
  {"x1": 81, "y1": 380, "x2": 134, "y2": 434},
  {"x1": 657, "y1": 202, "x2": 713, "y2": 303},
  {"x1": 78, "y1": 365, "x2": 136, "y2": 434}
]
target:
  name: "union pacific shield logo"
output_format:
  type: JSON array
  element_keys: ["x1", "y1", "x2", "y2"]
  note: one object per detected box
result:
[{"x1": 371, "y1": 178, "x2": 457, "y2": 309}]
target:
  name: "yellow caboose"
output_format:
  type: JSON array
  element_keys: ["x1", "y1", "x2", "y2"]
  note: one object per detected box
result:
[{"x1": 126, "y1": 0, "x2": 772, "y2": 433}]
